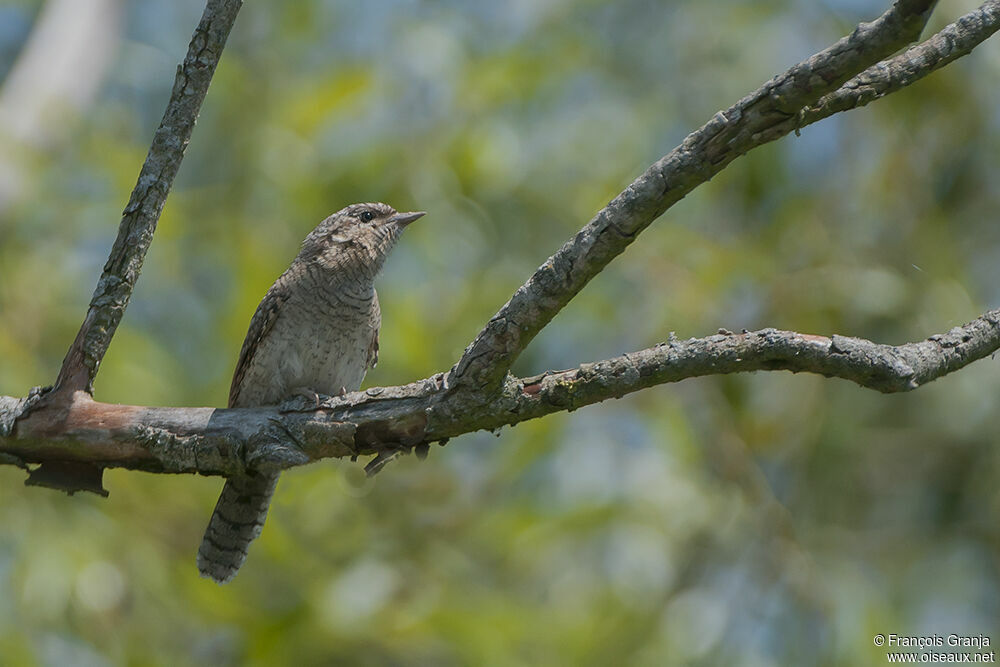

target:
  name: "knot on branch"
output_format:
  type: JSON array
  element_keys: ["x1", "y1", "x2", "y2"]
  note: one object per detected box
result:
[{"x1": 829, "y1": 335, "x2": 919, "y2": 392}]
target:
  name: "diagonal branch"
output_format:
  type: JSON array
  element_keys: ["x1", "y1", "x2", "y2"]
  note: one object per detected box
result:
[
  {"x1": 4, "y1": 310, "x2": 998, "y2": 477},
  {"x1": 53, "y1": 0, "x2": 242, "y2": 397},
  {"x1": 449, "y1": 0, "x2": 942, "y2": 392},
  {"x1": 5, "y1": 1, "x2": 1000, "y2": 492},
  {"x1": 802, "y1": 0, "x2": 1000, "y2": 124}
]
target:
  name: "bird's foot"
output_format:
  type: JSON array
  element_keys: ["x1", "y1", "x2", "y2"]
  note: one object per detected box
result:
[
  {"x1": 363, "y1": 441, "x2": 433, "y2": 476},
  {"x1": 364, "y1": 445, "x2": 406, "y2": 477},
  {"x1": 279, "y1": 386, "x2": 323, "y2": 413}
]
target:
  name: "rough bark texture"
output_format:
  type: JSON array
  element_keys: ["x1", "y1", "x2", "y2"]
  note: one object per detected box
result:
[
  {"x1": 801, "y1": 1, "x2": 1000, "y2": 124},
  {"x1": 4, "y1": 312, "x2": 1000, "y2": 477},
  {"x1": 4, "y1": 1, "x2": 1000, "y2": 488},
  {"x1": 53, "y1": 0, "x2": 242, "y2": 397},
  {"x1": 448, "y1": 0, "x2": 941, "y2": 393}
]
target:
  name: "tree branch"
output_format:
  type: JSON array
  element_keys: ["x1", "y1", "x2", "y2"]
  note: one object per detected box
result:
[
  {"x1": 449, "y1": 0, "x2": 942, "y2": 392},
  {"x1": 801, "y1": 1, "x2": 1000, "y2": 125},
  {"x1": 53, "y1": 0, "x2": 242, "y2": 397},
  {"x1": 6, "y1": 1, "x2": 1000, "y2": 489},
  {"x1": 4, "y1": 311, "x2": 999, "y2": 476}
]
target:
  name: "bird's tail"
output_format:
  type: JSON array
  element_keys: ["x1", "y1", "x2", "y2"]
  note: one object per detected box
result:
[{"x1": 197, "y1": 471, "x2": 279, "y2": 584}]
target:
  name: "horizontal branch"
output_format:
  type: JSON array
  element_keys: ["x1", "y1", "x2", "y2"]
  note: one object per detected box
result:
[
  {"x1": 53, "y1": 0, "x2": 242, "y2": 396},
  {"x1": 6, "y1": 1, "x2": 998, "y2": 493},
  {"x1": 449, "y1": 0, "x2": 940, "y2": 392},
  {"x1": 5, "y1": 310, "x2": 997, "y2": 478}
]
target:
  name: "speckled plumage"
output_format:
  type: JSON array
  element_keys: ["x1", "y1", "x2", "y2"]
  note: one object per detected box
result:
[{"x1": 197, "y1": 202, "x2": 424, "y2": 583}]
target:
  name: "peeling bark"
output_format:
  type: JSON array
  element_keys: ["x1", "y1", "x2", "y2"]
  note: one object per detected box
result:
[
  {"x1": 5, "y1": 315, "x2": 999, "y2": 477},
  {"x1": 5, "y1": 1, "x2": 1000, "y2": 491}
]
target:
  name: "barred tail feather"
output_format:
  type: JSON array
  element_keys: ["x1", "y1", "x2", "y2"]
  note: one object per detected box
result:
[{"x1": 197, "y1": 472, "x2": 279, "y2": 584}]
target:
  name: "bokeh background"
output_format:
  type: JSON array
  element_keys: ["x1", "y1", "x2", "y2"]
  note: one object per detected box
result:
[{"x1": 1, "y1": 0, "x2": 1000, "y2": 664}]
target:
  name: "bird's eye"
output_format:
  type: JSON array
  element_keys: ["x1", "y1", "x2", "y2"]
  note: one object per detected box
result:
[{"x1": 359, "y1": 210, "x2": 375, "y2": 222}]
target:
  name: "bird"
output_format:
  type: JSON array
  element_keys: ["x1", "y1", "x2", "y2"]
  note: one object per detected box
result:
[{"x1": 197, "y1": 202, "x2": 425, "y2": 583}]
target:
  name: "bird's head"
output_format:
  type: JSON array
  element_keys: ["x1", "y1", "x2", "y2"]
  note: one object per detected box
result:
[{"x1": 300, "y1": 202, "x2": 424, "y2": 278}]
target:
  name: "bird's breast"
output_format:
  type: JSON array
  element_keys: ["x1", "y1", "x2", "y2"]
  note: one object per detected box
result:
[
  {"x1": 237, "y1": 285, "x2": 377, "y2": 405},
  {"x1": 284, "y1": 289, "x2": 375, "y2": 394}
]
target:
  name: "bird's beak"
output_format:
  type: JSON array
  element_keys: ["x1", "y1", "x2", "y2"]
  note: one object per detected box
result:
[{"x1": 389, "y1": 211, "x2": 425, "y2": 228}]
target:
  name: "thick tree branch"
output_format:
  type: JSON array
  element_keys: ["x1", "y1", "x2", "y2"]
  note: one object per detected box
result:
[
  {"x1": 6, "y1": 1, "x2": 1000, "y2": 489},
  {"x1": 450, "y1": 0, "x2": 942, "y2": 392},
  {"x1": 53, "y1": 0, "x2": 242, "y2": 397},
  {"x1": 4, "y1": 311, "x2": 998, "y2": 476}
]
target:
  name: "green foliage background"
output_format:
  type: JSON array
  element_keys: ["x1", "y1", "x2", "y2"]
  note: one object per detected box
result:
[{"x1": 1, "y1": 0, "x2": 999, "y2": 664}]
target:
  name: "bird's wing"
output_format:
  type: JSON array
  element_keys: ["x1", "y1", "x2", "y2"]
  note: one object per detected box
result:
[
  {"x1": 229, "y1": 278, "x2": 289, "y2": 408},
  {"x1": 367, "y1": 290, "x2": 381, "y2": 369}
]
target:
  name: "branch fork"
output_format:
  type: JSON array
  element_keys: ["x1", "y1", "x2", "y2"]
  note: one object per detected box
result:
[{"x1": 4, "y1": 1, "x2": 1000, "y2": 490}]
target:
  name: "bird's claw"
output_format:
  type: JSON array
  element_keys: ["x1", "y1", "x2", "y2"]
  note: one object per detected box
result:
[
  {"x1": 364, "y1": 446, "x2": 405, "y2": 477},
  {"x1": 278, "y1": 387, "x2": 322, "y2": 413}
]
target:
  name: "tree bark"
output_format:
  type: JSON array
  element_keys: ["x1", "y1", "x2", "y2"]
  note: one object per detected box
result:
[
  {"x1": 4, "y1": 313, "x2": 999, "y2": 478},
  {"x1": 4, "y1": 1, "x2": 1000, "y2": 490}
]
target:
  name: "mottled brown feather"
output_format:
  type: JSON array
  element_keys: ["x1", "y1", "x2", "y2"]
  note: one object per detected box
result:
[
  {"x1": 229, "y1": 281, "x2": 288, "y2": 409},
  {"x1": 202, "y1": 202, "x2": 419, "y2": 583},
  {"x1": 368, "y1": 290, "x2": 381, "y2": 369}
]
